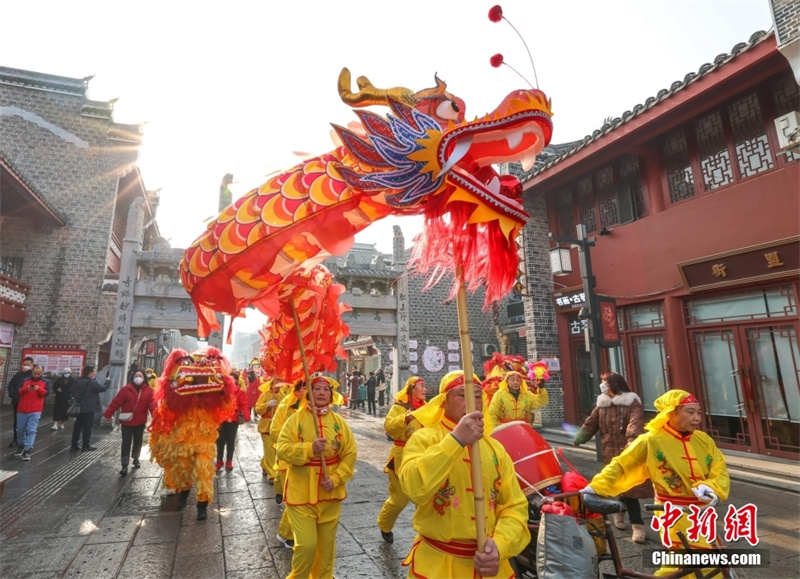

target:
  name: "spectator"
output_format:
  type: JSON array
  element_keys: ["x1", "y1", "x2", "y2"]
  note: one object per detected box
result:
[
  {"x1": 376, "y1": 368, "x2": 387, "y2": 407},
  {"x1": 103, "y1": 370, "x2": 157, "y2": 476},
  {"x1": 6, "y1": 356, "x2": 33, "y2": 447},
  {"x1": 215, "y1": 383, "x2": 250, "y2": 471},
  {"x1": 15, "y1": 364, "x2": 49, "y2": 461},
  {"x1": 70, "y1": 365, "x2": 111, "y2": 451},
  {"x1": 366, "y1": 371, "x2": 378, "y2": 415},
  {"x1": 348, "y1": 371, "x2": 359, "y2": 410},
  {"x1": 573, "y1": 372, "x2": 651, "y2": 543},
  {"x1": 51, "y1": 367, "x2": 75, "y2": 430}
]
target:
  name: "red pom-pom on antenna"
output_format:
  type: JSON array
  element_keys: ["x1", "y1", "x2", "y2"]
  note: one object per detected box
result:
[
  {"x1": 488, "y1": 5, "x2": 503, "y2": 22},
  {"x1": 490, "y1": 53, "x2": 504, "y2": 68}
]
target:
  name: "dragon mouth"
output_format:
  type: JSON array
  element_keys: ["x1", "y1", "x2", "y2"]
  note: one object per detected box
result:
[
  {"x1": 439, "y1": 108, "x2": 552, "y2": 223},
  {"x1": 172, "y1": 367, "x2": 225, "y2": 395}
]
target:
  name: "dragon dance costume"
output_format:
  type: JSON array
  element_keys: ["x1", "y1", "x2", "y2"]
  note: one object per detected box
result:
[
  {"x1": 276, "y1": 376, "x2": 356, "y2": 579},
  {"x1": 377, "y1": 376, "x2": 426, "y2": 538},
  {"x1": 398, "y1": 371, "x2": 530, "y2": 579},
  {"x1": 254, "y1": 379, "x2": 286, "y2": 480},
  {"x1": 589, "y1": 390, "x2": 730, "y2": 577},
  {"x1": 487, "y1": 370, "x2": 548, "y2": 431}
]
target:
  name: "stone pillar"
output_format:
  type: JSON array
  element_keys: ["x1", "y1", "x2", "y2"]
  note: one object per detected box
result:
[
  {"x1": 392, "y1": 225, "x2": 410, "y2": 396},
  {"x1": 108, "y1": 198, "x2": 144, "y2": 398}
]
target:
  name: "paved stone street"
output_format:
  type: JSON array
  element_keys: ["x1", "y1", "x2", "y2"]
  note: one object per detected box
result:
[{"x1": 1, "y1": 404, "x2": 798, "y2": 578}]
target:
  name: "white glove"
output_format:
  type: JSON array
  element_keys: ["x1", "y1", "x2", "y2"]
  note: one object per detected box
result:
[
  {"x1": 579, "y1": 486, "x2": 597, "y2": 495},
  {"x1": 692, "y1": 484, "x2": 718, "y2": 505},
  {"x1": 268, "y1": 399, "x2": 278, "y2": 407}
]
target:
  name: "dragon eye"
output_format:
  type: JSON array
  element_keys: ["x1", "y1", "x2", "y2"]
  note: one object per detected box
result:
[{"x1": 436, "y1": 100, "x2": 460, "y2": 121}]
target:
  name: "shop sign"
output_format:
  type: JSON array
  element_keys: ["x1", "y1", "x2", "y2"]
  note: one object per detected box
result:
[
  {"x1": 598, "y1": 296, "x2": 620, "y2": 347},
  {"x1": 552, "y1": 285, "x2": 586, "y2": 313},
  {"x1": 678, "y1": 236, "x2": 799, "y2": 292}
]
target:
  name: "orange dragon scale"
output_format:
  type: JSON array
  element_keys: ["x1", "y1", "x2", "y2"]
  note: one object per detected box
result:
[{"x1": 180, "y1": 68, "x2": 553, "y2": 337}]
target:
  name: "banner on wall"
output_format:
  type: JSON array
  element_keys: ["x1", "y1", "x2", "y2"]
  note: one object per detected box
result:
[
  {"x1": 22, "y1": 343, "x2": 87, "y2": 377},
  {"x1": 597, "y1": 297, "x2": 620, "y2": 347}
]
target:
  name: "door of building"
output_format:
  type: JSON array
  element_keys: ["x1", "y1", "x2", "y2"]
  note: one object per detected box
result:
[{"x1": 691, "y1": 323, "x2": 799, "y2": 459}]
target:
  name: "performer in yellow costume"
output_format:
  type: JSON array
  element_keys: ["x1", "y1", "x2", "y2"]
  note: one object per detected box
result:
[
  {"x1": 377, "y1": 376, "x2": 427, "y2": 544},
  {"x1": 487, "y1": 370, "x2": 548, "y2": 431},
  {"x1": 254, "y1": 378, "x2": 286, "y2": 481},
  {"x1": 398, "y1": 370, "x2": 530, "y2": 579},
  {"x1": 277, "y1": 375, "x2": 357, "y2": 579},
  {"x1": 270, "y1": 380, "x2": 307, "y2": 548},
  {"x1": 583, "y1": 390, "x2": 730, "y2": 577}
]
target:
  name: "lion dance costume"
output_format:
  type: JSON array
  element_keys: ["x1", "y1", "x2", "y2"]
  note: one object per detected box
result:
[{"x1": 148, "y1": 347, "x2": 236, "y2": 520}]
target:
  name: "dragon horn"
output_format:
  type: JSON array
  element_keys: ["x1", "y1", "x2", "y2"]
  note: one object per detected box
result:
[{"x1": 338, "y1": 67, "x2": 416, "y2": 108}]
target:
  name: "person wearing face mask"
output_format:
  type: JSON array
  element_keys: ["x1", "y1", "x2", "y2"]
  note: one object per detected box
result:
[
  {"x1": 15, "y1": 364, "x2": 49, "y2": 461},
  {"x1": 103, "y1": 370, "x2": 157, "y2": 475},
  {"x1": 70, "y1": 365, "x2": 111, "y2": 451},
  {"x1": 572, "y1": 372, "x2": 652, "y2": 543},
  {"x1": 51, "y1": 368, "x2": 76, "y2": 430},
  {"x1": 6, "y1": 356, "x2": 34, "y2": 447}
]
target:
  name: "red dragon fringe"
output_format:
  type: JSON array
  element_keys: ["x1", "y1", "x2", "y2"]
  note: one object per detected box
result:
[{"x1": 409, "y1": 198, "x2": 519, "y2": 309}]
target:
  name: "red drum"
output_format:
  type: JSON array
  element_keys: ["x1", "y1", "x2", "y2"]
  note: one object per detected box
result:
[{"x1": 491, "y1": 421, "x2": 562, "y2": 495}]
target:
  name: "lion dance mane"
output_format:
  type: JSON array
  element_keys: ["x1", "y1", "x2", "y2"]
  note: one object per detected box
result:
[{"x1": 148, "y1": 347, "x2": 236, "y2": 503}]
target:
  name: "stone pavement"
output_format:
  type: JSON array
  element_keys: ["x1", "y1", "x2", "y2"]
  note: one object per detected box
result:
[{"x1": 1, "y1": 404, "x2": 798, "y2": 578}]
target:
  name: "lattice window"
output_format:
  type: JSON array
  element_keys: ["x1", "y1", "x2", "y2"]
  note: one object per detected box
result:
[
  {"x1": 728, "y1": 92, "x2": 774, "y2": 178},
  {"x1": 695, "y1": 111, "x2": 734, "y2": 190},
  {"x1": 772, "y1": 72, "x2": 800, "y2": 163},
  {"x1": 576, "y1": 177, "x2": 597, "y2": 233},
  {"x1": 595, "y1": 165, "x2": 619, "y2": 227},
  {"x1": 663, "y1": 129, "x2": 695, "y2": 203},
  {"x1": 619, "y1": 156, "x2": 646, "y2": 217},
  {"x1": 0, "y1": 256, "x2": 24, "y2": 278},
  {"x1": 556, "y1": 187, "x2": 575, "y2": 237}
]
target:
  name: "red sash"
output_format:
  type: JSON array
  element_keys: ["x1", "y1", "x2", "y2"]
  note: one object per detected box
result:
[{"x1": 421, "y1": 536, "x2": 478, "y2": 558}]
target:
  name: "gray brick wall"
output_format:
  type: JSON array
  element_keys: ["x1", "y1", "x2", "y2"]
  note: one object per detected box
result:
[
  {"x1": 0, "y1": 78, "x2": 138, "y2": 389},
  {"x1": 772, "y1": 0, "x2": 800, "y2": 46}
]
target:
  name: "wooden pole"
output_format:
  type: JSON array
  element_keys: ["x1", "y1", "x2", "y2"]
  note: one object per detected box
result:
[
  {"x1": 455, "y1": 266, "x2": 487, "y2": 552},
  {"x1": 290, "y1": 300, "x2": 329, "y2": 479}
]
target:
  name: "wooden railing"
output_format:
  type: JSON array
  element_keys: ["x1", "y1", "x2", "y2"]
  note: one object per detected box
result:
[{"x1": 0, "y1": 273, "x2": 30, "y2": 325}]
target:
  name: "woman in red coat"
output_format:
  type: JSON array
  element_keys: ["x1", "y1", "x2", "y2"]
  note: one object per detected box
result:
[
  {"x1": 215, "y1": 386, "x2": 251, "y2": 471},
  {"x1": 103, "y1": 370, "x2": 157, "y2": 476}
]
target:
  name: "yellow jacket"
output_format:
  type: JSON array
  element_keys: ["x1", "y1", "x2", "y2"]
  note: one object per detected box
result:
[
  {"x1": 254, "y1": 389, "x2": 284, "y2": 434},
  {"x1": 383, "y1": 401, "x2": 422, "y2": 473},
  {"x1": 398, "y1": 415, "x2": 530, "y2": 576},
  {"x1": 590, "y1": 423, "x2": 730, "y2": 550},
  {"x1": 488, "y1": 387, "x2": 548, "y2": 430},
  {"x1": 276, "y1": 407, "x2": 357, "y2": 506}
]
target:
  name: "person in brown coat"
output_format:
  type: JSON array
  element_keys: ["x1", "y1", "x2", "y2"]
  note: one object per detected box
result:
[{"x1": 572, "y1": 371, "x2": 652, "y2": 543}]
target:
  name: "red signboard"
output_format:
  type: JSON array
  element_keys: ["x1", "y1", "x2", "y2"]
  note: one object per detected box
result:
[
  {"x1": 597, "y1": 296, "x2": 620, "y2": 347},
  {"x1": 22, "y1": 344, "x2": 86, "y2": 377}
]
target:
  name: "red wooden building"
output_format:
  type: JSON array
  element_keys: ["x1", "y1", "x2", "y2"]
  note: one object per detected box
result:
[{"x1": 525, "y1": 31, "x2": 799, "y2": 459}]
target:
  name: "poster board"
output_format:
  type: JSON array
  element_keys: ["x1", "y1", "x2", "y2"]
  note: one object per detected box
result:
[{"x1": 22, "y1": 343, "x2": 86, "y2": 377}]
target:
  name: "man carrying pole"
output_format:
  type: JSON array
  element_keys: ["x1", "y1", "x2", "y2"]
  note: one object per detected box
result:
[{"x1": 398, "y1": 370, "x2": 530, "y2": 578}]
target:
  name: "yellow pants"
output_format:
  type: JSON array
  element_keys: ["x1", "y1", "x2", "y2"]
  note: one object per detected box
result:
[
  {"x1": 654, "y1": 510, "x2": 722, "y2": 578},
  {"x1": 377, "y1": 468, "x2": 409, "y2": 533},
  {"x1": 260, "y1": 433, "x2": 276, "y2": 479},
  {"x1": 286, "y1": 501, "x2": 342, "y2": 579},
  {"x1": 279, "y1": 507, "x2": 293, "y2": 541}
]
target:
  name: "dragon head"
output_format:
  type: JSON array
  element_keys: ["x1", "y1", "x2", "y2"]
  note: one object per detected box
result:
[
  {"x1": 335, "y1": 69, "x2": 552, "y2": 237},
  {"x1": 160, "y1": 347, "x2": 233, "y2": 397}
]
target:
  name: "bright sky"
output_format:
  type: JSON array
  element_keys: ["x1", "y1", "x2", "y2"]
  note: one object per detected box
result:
[{"x1": 2, "y1": 0, "x2": 773, "y2": 256}]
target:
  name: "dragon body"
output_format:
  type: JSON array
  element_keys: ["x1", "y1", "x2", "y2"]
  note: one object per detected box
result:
[
  {"x1": 181, "y1": 69, "x2": 552, "y2": 336},
  {"x1": 148, "y1": 347, "x2": 236, "y2": 503}
]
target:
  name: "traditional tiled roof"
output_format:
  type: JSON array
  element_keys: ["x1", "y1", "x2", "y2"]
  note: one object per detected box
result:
[
  {"x1": 0, "y1": 66, "x2": 90, "y2": 96},
  {"x1": 518, "y1": 30, "x2": 772, "y2": 182}
]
